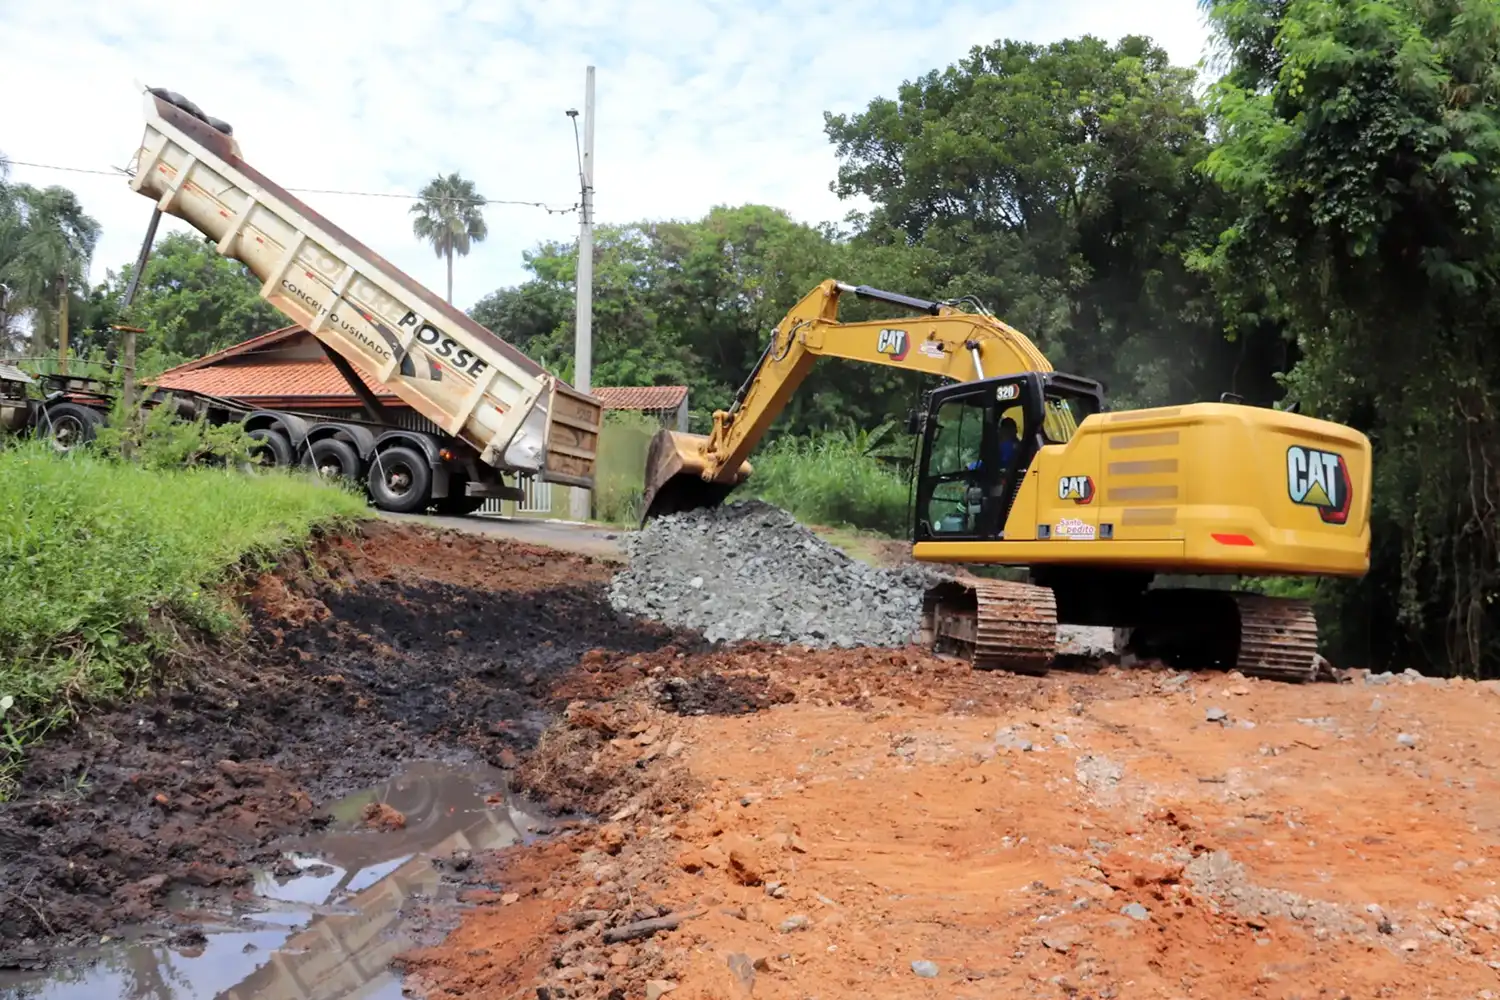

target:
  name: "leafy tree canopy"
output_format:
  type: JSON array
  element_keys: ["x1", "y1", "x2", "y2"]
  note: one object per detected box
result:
[{"x1": 1199, "y1": 0, "x2": 1500, "y2": 674}]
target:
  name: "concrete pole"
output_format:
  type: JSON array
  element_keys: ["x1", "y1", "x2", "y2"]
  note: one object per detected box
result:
[
  {"x1": 570, "y1": 65, "x2": 596, "y2": 522},
  {"x1": 576, "y1": 64, "x2": 595, "y2": 394}
]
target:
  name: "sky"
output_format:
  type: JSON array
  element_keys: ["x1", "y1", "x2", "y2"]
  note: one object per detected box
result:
[{"x1": 0, "y1": 0, "x2": 1212, "y2": 315}]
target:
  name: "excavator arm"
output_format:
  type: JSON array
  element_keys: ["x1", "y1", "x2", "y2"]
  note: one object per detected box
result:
[{"x1": 641, "y1": 279, "x2": 1055, "y2": 520}]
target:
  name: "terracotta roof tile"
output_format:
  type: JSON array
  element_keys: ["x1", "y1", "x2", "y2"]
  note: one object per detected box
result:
[
  {"x1": 155, "y1": 326, "x2": 306, "y2": 377},
  {"x1": 592, "y1": 385, "x2": 688, "y2": 411},
  {"x1": 154, "y1": 360, "x2": 397, "y2": 403}
]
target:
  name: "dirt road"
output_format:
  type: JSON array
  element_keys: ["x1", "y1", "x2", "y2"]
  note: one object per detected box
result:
[
  {"x1": 378, "y1": 509, "x2": 628, "y2": 558},
  {"x1": 404, "y1": 648, "x2": 1500, "y2": 999}
]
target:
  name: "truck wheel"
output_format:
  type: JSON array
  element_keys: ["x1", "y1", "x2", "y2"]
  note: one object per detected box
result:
[
  {"x1": 309, "y1": 438, "x2": 361, "y2": 482},
  {"x1": 248, "y1": 427, "x2": 294, "y2": 467},
  {"x1": 41, "y1": 403, "x2": 101, "y2": 452},
  {"x1": 367, "y1": 445, "x2": 431, "y2": 513}
]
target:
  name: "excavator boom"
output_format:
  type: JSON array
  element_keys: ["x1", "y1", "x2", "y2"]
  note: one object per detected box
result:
[{"x1": 641, "y1": 279, "x2": 1054, "y2": 520}]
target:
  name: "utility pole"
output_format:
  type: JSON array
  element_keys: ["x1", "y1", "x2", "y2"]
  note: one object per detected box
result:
[
  {"x1": 569, "y1": 65, "x2": 596, "y2": 522},
  {"x1": 112, "y1": 207, "x2": 162, "y2": 458}
]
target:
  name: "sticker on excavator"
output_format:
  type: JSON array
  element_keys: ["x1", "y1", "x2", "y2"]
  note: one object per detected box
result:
[
  {"x1": 1058, "y1": 475, "x2": 1094, "y2": 504},
  {"x1": 1286, "y1": 445, "x2": 1352, "y2": 525},
  {"x1": 1054, "y1": 517, "x2": 1096, "y2": 540},
  {"x1": 918, "y1": 341, "x2": 945, "y2": 359},
  {"x1": 876, "y1": 328, "x2": 909, "y2": 361},
  {"x1": 995, "y1": 384, "x2": 1020, "y2": 402}
]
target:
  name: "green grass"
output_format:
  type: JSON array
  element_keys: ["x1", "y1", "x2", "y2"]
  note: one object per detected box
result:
[
  {"x1": 739, "y1": 432, "x2": 912, "y2": 536},
  {"x1": 587, "y1": 420, "x2": 912, "y2": 537},
  {"x1": 0, "y1": 441, "x2": 370, "y2": 756},
  {"x1": 592, "y1": 410, "x2": 661, "y2": 526}
]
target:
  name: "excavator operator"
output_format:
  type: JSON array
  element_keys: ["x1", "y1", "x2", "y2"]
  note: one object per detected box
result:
[{"x1": 965, "y1": 417, "x2": 1019, "y2": 477}]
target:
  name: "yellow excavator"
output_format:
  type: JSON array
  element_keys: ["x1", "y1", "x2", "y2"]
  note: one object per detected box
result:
[{"x1": 641, "y1": 279, "x2": 1372, "y2": 682}]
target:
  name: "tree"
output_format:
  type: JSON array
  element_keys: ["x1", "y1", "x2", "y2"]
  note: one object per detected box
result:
[
  {"x1": 0, "y1": 155, "x2": 21, "y2": 354},
  {"x1": 468, "y1": 204, "x2": 938, "y2": 433},
  {"x1": 0, "y1": 183, "x2": 100, "y2": 360},
  {"x1": 97, "y1": 231, "x2": 284, "y2": 362},
  {"x1": 1198, "y1": 0, "x2": 1500, "y2": 675},
  {"x1": 410, "y1": 173, "x2": 488, "y2": 305},
  {"x1": 823, "y1": 35, "x2": 1251, "y2": 409}
]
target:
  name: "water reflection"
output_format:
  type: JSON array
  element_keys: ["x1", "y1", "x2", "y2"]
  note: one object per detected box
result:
[{"x1": 0, "y1": 760, "x2": 544, "y2": 1000}]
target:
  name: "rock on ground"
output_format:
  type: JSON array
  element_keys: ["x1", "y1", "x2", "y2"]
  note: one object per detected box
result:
[{"x1": 608, "y1": 500, "x2": 952, "y2": 647}]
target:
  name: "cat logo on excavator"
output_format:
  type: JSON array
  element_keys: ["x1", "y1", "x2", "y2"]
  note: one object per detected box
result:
[
  {"x1": 1059, "y1": 475, "x2": 1094, "y2": 504},
  {"x1": 1287, "y1": 446, "x2": 1352, "y2": 524},
  {"x1": 876, "y1": 328, "x2": 909, "y2": 361}
]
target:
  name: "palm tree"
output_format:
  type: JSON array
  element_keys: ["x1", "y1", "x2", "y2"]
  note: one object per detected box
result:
[
  {"x1": 0, "y1": 152, "x2": 18, "y2": 353},
  {"x1": 410, "y1": 172, "x2": 488, "y2": 305},
  {"x1": 3, "y1": 184, "x2": 100, "y2": 357}
]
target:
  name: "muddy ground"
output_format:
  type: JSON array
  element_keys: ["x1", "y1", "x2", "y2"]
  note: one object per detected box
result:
[
  {"x1": 10, "y1": 518, "x2": 1500, "y2": 1000},
  {"x1": 0, "y1": 520, "x2": 690, "y2": 969}
]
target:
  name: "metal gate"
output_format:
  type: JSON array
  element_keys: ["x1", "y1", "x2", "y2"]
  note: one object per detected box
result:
[{"x1": 516, "y1": 474, "x2": 552, "y2": 513}]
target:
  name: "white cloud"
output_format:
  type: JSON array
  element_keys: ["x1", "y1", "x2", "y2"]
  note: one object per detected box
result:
[{"x1": 0, "y1": 0, "x2": 1210, "y2": 316}]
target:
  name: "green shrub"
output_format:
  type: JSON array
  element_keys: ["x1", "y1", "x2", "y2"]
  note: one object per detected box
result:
[
  {"x1": 0, "y1": 441, "x2": 369, "y2": 771},
  {"x1": 593, "y1": 410, "x2": 660, "y2": 526},
  {"x1": 91, "y1": 395, "x2": 259, "y2": 470},
  {"x1": 740, "y1": 431, "x2": 912, "y2": 536}
]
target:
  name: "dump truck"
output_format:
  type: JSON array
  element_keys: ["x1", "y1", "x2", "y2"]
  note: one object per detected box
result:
[{"x1": 87, "y1": 86, "x2": 603, "y2": 513}]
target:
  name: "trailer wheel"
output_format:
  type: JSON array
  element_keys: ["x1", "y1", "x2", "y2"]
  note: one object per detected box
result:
[
  {"x1": 367, "y1": 445, "x2": 431, "y2": 513},
  {"x1": 248, "y1": 427, "x2": 294, "y2": 468},
  {"x1": 41, "y1": 403, "x2": 102, "y2": 452},
  {"x1": 309, "y1": 437, "x2": 361, "y2": 482}
]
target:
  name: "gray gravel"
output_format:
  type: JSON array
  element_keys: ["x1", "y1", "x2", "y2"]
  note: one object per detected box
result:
[{"x1": 608, "y1": 500, "x2": 952, "y2": 647}]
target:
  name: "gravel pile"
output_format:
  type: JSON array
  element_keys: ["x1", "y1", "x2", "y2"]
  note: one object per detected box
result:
[{"x1": 608, "y1": 500, "x2": 952, "y2": 647}]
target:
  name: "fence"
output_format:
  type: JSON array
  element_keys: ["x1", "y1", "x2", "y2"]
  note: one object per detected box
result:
[{"x1": 478, "y1": 473, "x2": 552, "y2": 516}]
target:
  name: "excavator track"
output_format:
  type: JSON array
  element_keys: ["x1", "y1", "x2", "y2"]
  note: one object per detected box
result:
[
  {"x1": 922, "y1": 580, "x2": 1322, "y2": 683},
  {"x1": 1225, "y1": 593, "x2": 1322, "y2": 682},
  {"x1": 1129, "y1": 588, "x2": 1323, "y2": 683},
  {"x1": 921, "y1": 578, "x2": 1057, "y2": 675}
]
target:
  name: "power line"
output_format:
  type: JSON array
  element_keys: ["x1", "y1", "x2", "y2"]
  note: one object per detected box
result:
[
  {"x1": 4, "y1": 159, "x2": 578, "y2": 214},
  {"x1": 6, "y1": 159, "x2": 123, "y2": 177}
]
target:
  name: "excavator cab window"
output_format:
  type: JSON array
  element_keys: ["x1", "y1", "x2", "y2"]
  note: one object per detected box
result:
[
  {"x1": 913, "y1": 374, "x2": 1041, "y2": 542},
  {"x1": 1041, "y1": 387, "x2": 1095, "y2": 443}
]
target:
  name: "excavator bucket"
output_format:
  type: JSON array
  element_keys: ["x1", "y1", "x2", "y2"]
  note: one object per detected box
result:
[{"x1": 639, "y1": 429, "x2": 751, "y2": 524}]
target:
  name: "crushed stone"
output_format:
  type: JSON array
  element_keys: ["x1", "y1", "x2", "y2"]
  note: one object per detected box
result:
[
  {"x1": 608, "y1": 500, "x2": 953, "y2": 647},
  {"x1": 1185, "y1": 849, "x2": 1370, "y2": 936}
]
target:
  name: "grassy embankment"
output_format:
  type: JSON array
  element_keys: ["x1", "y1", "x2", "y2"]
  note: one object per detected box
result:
[{"x1": 0, "y1": 442, "x2": 369, "y2": 768}]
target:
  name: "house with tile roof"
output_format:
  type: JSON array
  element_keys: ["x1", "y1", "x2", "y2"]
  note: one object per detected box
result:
[{"x1": 153, "y1": 326, "x2": 690, "y2": 432}]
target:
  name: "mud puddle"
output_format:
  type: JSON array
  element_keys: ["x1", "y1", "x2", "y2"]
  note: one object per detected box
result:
[{"x1": 0, "y1": 760, "x2": 543, "y2": 1000}]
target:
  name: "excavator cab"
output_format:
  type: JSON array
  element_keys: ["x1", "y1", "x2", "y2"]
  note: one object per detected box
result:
[{"x1": 912, "y1": 372, "x2": 1103, "y2": 543}]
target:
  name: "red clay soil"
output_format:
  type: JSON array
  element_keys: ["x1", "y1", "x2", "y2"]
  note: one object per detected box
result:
[
  {"x1": 406, "y1": 647, "x2": 1500, "y2": 1000},
  {"x1": 0, "y1": 520, "x2": 688, "y2": 970}
]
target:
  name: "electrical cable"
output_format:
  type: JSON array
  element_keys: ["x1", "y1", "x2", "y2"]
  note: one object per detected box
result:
[{"x1": 4, "y1": 159, "x2": 577, "y2": 214}]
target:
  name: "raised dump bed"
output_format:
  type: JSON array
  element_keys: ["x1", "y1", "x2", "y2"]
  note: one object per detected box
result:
[{"x1": 126, "y1": 88, "x2": 600, "y2": 487}]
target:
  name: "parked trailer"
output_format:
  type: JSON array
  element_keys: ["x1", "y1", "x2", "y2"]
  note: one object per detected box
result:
[{"x1": 122, "y1": 87, "x2": 602, "y2": 510}]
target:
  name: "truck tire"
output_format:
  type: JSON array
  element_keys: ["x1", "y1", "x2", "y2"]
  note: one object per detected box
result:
[
  {"x1": 248, "y1": 427, "x2": 294, "y2": 468},
  {"x1": 309, "y1": 437, "x2": 361, "y2": 482},
  {"x1": 41, "y1": 403, "x2": 102, "y2": 452},
  {"x1": 367, "y1": 445, "x2": 432, "y2": 513}
]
